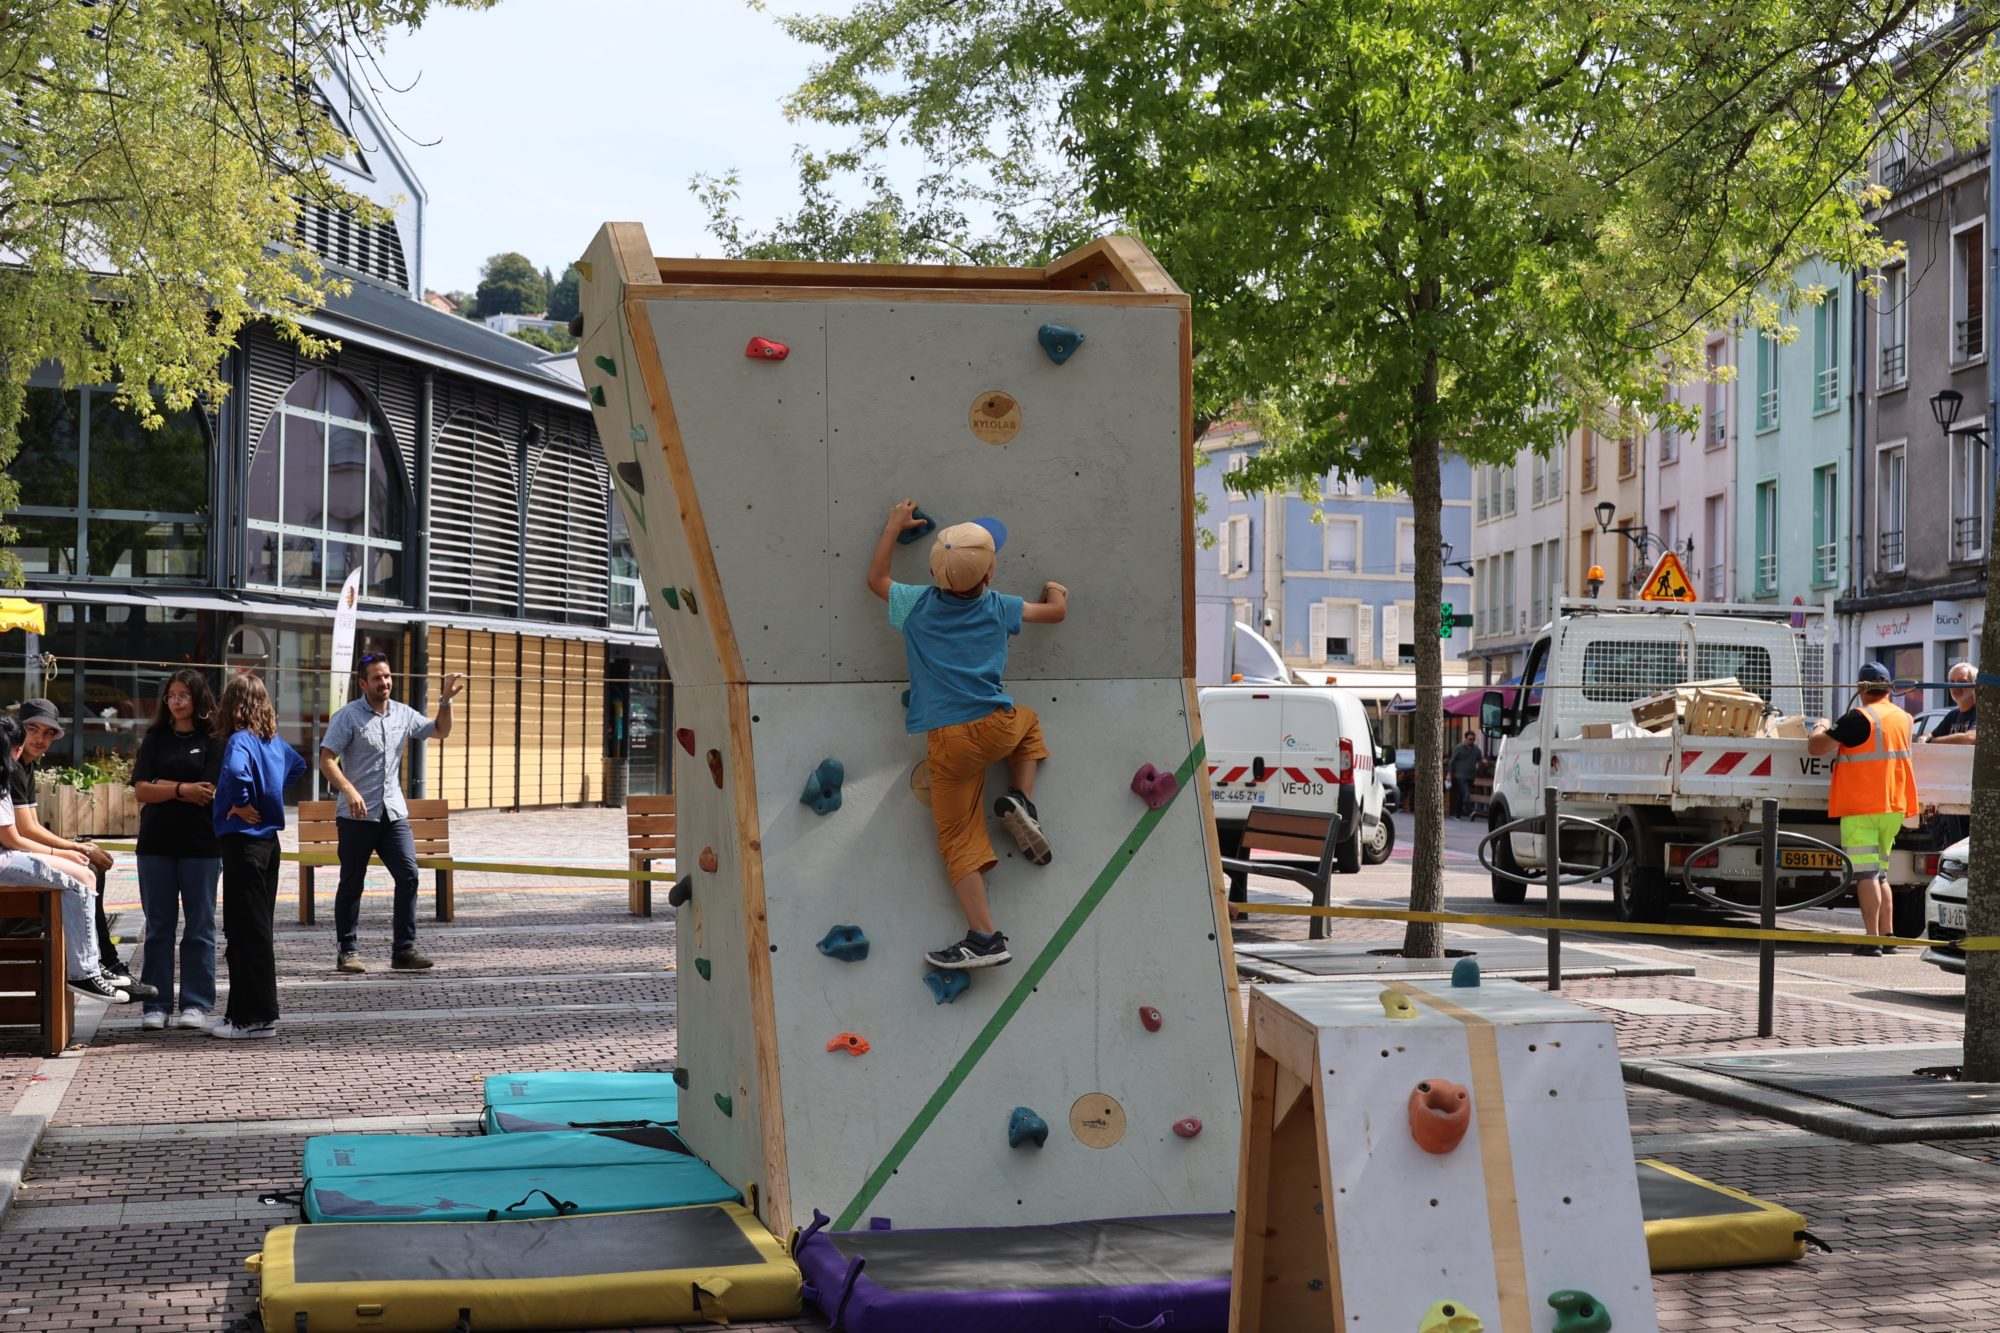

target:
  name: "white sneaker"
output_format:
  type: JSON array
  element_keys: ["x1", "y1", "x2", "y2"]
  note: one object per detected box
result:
[
  {"x1": 140, "y1": 1011, "x2": 167, "y2": 1030},
  {"x1": 208, "y1": 1019, "x2": 277, "y2": 1040},
  {"x1": 174, "y1": 1010, "x2": 212, "y2": 1030}
]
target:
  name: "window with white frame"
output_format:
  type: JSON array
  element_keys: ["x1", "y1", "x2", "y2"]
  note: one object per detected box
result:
[
  {"x1": 1476, "y1": 466, "x2": 1489, "y2": 522},
  {"x1": 1502, "y1": 549, "x2": 1517, "y2": 634},
  {"x1": 1877, "y1": 444, "x2": 1906, "y2": 573},
  {"x1": 1323, "y1": 515, "x2": 1360, "y2": 573},
  {"x1": 1309, "y1": 600, "x2": 1357, "y2": 665},
  {"x1": 1547, "y1": 440, "x2": 1562, "y2": 493},
  {"x1": 1500, "y1": 460, "x2": 1516, "y2": 515},
  {"x1": 1545, "y1": 537, "x2": 1561, "y2": 615},
  {"x1": 1811, "y1": 465, "x2": 1838, "y2": 585},
  {"x1": 1753, "y1": 481, "x2": 1778, "y2": 594},
  {"x1": 1704, "y1": 339, "x2": 1727, "y2": 446},
  {"x1": 1952, "y1": 431, "x2": 1985, "y2": 562},
  {"x1": 1530, "y1": 543, "x2": 1545, "y2": 625},
  {"x1": 1530, "y1": 452, "x2": 1546, "y2": 506},
  {"x1": 1474, "y1": 559, "x2": 1490, "y2": 635},
  {"x1": 247, "y1": 370, "x2": 406, "y2": 600},
  {"x1": 1580, "y1": 430, "x2": 1598, "y2": 490},
  {"x1": 1704, "y1": 494, "x2": 1726, "y2": 593},
  {"x1": 1879, "y1": 264, "x2": 1908, "y2": 387},
  {"x1": 1396, "y1": 519, "x2": 1417, "y2": 573},
  {"x1": 1220, "y1": 514, "x2": 1251, "y2": 578},
  {"x1": 1223, "y1": 451, "x2": 1249, "y2": 497},
  {"x1": 1953, "y1": 222, "x2": 1986, "y2": 364},
  {"x1": 1755, "y1": 331, "x2": 1780, "y2": 432},
  {"x1": 1391, "y1": 601, "x2": 1415, "y2": 663},
  {"x1": 1812, "y1": 290, "x2": 1840, "y2": 413}
]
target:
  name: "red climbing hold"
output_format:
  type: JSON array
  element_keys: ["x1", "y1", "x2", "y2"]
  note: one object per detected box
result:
[
  {"x1": 827, "y1": 1032, "x2": 871, "y2": 1056},
  {"x1": 1408, "y1": 1078, "x2": 1473, "y2": 1155},
  {"x1": 676, "y1": 728, "x2": 696, "y2": 755},
  {"x1": 1130, "y1": 763, "x2": 1179, "y2": 809},
  {"x1": 1172, "y1": 1117, "x2": 1202, "y2": 1138},
  {"x1": 707, "y1": 749, "x2": 725, "y2": 788},
  {"x1": 1139, "y1": 1006, "x2": 1163, "y2": 1032},
  {"x1": 699, "y1": 847, "x2": 718, "y2": 873},
  {"x1": 745, "y1": 336, "x2": 790, "y2": 361}
]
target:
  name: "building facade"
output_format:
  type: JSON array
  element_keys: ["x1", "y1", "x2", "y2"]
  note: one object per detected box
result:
[{"x1": 1649, "y1": 339, "x2": 1737, "y2": 603}]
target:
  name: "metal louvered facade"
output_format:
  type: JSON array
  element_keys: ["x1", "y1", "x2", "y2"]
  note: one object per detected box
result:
[
  {"x1": 428, "y1": 405, "x2": 525, "y2": 616},
  {"x1": 295, "y1": 205, "x2": 411, "y2": 293},
  {"x1": 524, "y1": 426, "x2": 611, "y2": 623}
]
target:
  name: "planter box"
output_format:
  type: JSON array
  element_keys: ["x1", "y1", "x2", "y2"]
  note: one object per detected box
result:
[{"x1": 33, "y1": 778, "x2": 139, "y2": 839}]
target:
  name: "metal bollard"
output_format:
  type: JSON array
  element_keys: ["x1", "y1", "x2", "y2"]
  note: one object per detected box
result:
[
  {"x1": 1759, "y1": 797, "x2": 1778, "y2": 1039},
  {"x1": 1545, "y1": 784, "x2": 1561, "y2": 991}
]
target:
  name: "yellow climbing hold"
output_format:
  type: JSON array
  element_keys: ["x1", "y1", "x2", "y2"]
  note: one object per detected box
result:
[
  {"x1": 575, "y1": 260, "x2": 593, "y2": 283},
  {"x1": 1418, "y1": 1299, "x2": 1484, "y2": 1333},
  {"x1": 1380, "y1": 988, "x2": 1419, "y2": 1020}
]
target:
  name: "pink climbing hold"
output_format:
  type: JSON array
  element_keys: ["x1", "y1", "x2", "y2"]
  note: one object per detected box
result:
[
  {"x1": 745, "y1": 336, "x2": 790, "y2": 361},
  {"x1": 1130, "y1": 763, "x2": 1179, "y2": 809},
  {"x1": 699, "y1": 847, "x2": 719, "y2": 873},
  {"x1": 1172, "y1": 1117, "x2": 1202, "y2": 1138},
  {"x1": 1139, "y1": 1005, "x2": 1163, "y2": 1033}
]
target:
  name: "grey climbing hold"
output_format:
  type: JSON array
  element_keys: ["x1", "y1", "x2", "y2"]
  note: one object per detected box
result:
[
  {"x1": 1008, "y1": 1106, "x2": 1049, "y2": 1149},
  {"x1": 800, "y1": 757, "x2": 845, "y2": 815},
  {"x1": 896, "y1": 507, "x2": 938, "y2": 545},
  {"x1": 1037, "y1": 323, "x2": 1085, "y2": 365},
  {"x1": 567, "y1": 313, "x2": 585, "y2": 338},
  {"x1": 667, "y1": 875, "x2": 694, "y2": 908},
  {"x1": 672, "y1": 1068, "x2": 689, "y2": 1090},
  {"x1": 1451, "y1": 958, "x2": 1481, "y2": 988},
  {"x1": 817, "y1": 925, "x2": 870, "y2": 962},
  {"x1": 924, "y1": 969, "x2": 970, "y2": 1004}
]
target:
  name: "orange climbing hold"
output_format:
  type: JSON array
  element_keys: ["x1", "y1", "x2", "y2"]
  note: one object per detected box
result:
[
  {"x1": 745, "y1": 336, "x2": 790, "y2": 360},
  {"x1": 707, "y1": 749, "x2": 725, "y2": 788},
  {"x1": 699, "y1": 847, "x2": 719, "y2": 873},
  {"x1": 827, "y1": 1032, "x2": 870, "y2": 1056},
  {"x1": 1408, "y1": 1078, "x2": 1472, "y2": 1155}
]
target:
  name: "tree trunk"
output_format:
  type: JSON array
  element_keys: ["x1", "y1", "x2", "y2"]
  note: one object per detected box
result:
[
  {"x1": 1402, "y1": 349, "x2": 1445, "y2": 958},
  {"x1": 1961, "y1": 475, "x2": 2000, "y2": 1079}
]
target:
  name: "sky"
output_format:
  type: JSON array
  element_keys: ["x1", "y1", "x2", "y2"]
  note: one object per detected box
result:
[{"x1": 370, "y1": 0, "x2": 884, "y2": 295}]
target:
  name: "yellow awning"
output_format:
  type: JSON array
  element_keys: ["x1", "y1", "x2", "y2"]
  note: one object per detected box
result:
[{"x1": 0, "y1": 599, "x2": 46, "y2": 635}]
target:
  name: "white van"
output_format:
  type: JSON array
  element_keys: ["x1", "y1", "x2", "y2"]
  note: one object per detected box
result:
[{"x1": 1198, "y1": 685, "x2": 1396, "y2": 877}]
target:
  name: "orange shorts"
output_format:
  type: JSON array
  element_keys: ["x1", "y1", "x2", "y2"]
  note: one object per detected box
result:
[{"x1": 926, "y1": 705, "x2": 1050, "y2": 883}]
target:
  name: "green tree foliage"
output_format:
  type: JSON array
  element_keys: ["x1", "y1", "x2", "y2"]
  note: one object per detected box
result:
[
  {"x1": 754, "y1": 0, "x2": 1995, "y2": 958},
  {"x1": 473, "y1": 252, "x2": 549, "y2": 318},
  {"x1": 546, "y1": 266, "x2": 583, "y2": 324},
  {"x1": 511, "y1": 325, "x2": 578, "y2": 354},
  {"x1": 0, "y1": 0, "x2": 492, "y2": 586}
]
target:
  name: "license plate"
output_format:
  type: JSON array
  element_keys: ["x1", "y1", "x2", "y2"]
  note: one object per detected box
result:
[
  {"x1": 1938, "y1": 902, "x2": 1968, "y2": 931},
  {"x1": 1213, "y1": 789, "x2": 1266, "y2": 804},
  {"x1": 1779, "y1": 849, "x2": 1843, "y2": 871}
]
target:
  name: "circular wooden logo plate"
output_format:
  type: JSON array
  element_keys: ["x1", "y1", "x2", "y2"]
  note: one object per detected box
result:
[
  {"x1": 969, "y1": 391, "x2": 1022, "y2": 445},
  {"x1": 1069, "y1": 1092, "x2": 1127, "y2": 1148}
]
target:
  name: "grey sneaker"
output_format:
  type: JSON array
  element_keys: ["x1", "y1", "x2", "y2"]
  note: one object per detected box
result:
[
  {"x1": 140, "y1": 1010, "x2": 167, "y2": 1030},
  {"x1": 925, "y1": 932, "x2": 1012, "y2": 970},
  {"x1": 336, "y1": 951, "x2": 366, "y2": 974},
  {"x1": 391, "y1": 949, "x2": 435, "y2": 971},
  {"x1": 174, "y1": 1010, "x2": 213, "y2": 1030},
  {"x1": 994, "y1": 789, "x2": 1052, "y2": 866},
  {"x1": 209, "y1": 1019, "x2": 277, "y2": 1040}
]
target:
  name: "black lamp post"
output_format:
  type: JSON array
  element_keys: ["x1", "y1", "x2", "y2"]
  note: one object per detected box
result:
[
  {"x1": 1592, "y1": 501, "x2": 1696, "y2": 590},
  {"x1": 1440, "y1": 541, "x2": 1474, "y2": 576},
  {"x1": 1932, "y1": 388, "x2": 1987, "y2": 446}
]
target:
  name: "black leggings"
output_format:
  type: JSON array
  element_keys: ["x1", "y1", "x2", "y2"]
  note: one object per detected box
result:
[{"x1": 219, "y1": 834, "x2": 281, "y2": 1026}]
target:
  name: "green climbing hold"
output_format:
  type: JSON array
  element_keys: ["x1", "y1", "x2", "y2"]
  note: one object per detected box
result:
[
  {"x1": 589, "y1": 385, "x2": 606, "y2": 407},
  {"x1": 594, "y1": 354, "x2": 618, "y2": 377},
  {"x1": 694, "y1": 957, "x2": 712, "y2": 981},
  {"x1": 672, "y1": 1068, "x2": 689, "y2": 1090},
  {"x1": 714, "y1": 1093, "x2": 734, "y2": 1118},
  {"x1": 1548, "y1": 1290, "x2": 1611, "y2": 1333},
  {"x1": 662, "y1": 587, "x2": 680, "y2": 610}
]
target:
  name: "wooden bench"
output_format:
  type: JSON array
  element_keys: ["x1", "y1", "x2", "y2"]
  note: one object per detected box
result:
[
  {"x1": 626, "y1": 794, "x2": 676, "y2": 917},
  {"x1": 0, "y1": 886, "x2": 73, "y2": 1057},
  {"x1": 297, "y1": 799, "x2": 457, "y2": 925},
  {"x1": 1220, "y1": 806, "x2": 1342, "y2": 941}
]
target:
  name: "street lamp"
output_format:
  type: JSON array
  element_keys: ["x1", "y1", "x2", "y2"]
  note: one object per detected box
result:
[
  {"x1": 1931, "y1": 388, "x2": 1987, "y2": 447},
  {"x1": 1440, "y1": 541, "x2": 1474, "y2": 576},
  {"x1": 1592, "y1": 501, "x2": 1695, "y2": 591}
]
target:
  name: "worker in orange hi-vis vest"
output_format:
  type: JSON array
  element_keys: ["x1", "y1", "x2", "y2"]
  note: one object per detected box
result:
[{"x1": 1806, "y1": 661, "x2": 1918, "y2": 957}]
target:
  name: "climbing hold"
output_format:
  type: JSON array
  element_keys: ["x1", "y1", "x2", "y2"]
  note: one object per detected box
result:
[
  {"x1": 1418, "y1": 1300, "x2": 1484, "y2": 1333},
  {"x1": 589, "y1": 385, "x2": 606, "y2": 407},
  {"x1": 1037, "y1": 323, "x2": 1086, "y2": 365},
  {"x1": 1408, "y1": 1079, "x2": 1472, "y2": 1155},
  {"x1": 714, "y1": 1093, "x2": 733, "y2": 1118},
  {"x1": 614, "y1": 461, "x2": 646, "y2": 495},
  {"x1": 672, "y1": 1068, "x2": 689, "y2": 1090},
  {"x1": 675, "y1": 727, "x2": 696, "y2": 755},
  {"x1": 1547, "y1": 1290, "x2": 1612, "y2": 1333},
  {"x1": 817, "y1": 925, "x2": 870, "y2": 962},
  {"x1": 667, "y1": 875, "x2": 693, "y2": 908},
  {"x1": 567, "y1": 313, "x2": 585, "y2": 338},
  {"x1": 706, "y1": 750, "x2": 724, "y2": 788},
  {"x1": 661, "y1": 586, "x2": 680, "y2": 610},
  {"x1": 1451, "y1": 957, "x2": 1481, "y2": 988},
  {"x1": 745, "y1": 336, "x2": 790, "y2": 361},
  {"x1": 895, "y1": 507, "x2": 937, "y2": 545},
  {"x1": 800, "y1": 758, "x2": 845, "y2": 815},
  {"x1": 694, "y1": 957, "x2": 711, "y2": 981},
  {"x1": 826, "y1": 1032, "x2": 871, "y2": 1057},
  {"x1": 629, "y1": 425, "x2": 648, "y2": 444},
  {"x1": 1007, "y1": 1106, "x2": 1049, "y2": 1149},
  {"x1": 1172, "y1": 1117, "x2": 1202, "y2": 1138},
  {"x1": 1129, "y1": 763, "x2": 1179, "y2": 810},
  {"x1": 574, "y1": 261, "x2": 593, "y2": 283},
  {"x1": 1139, "y1": 1005, "x2": 1163, "y2": 1033},
  {"x1": 924, "y1": 969, "x2": 970, "y2": 1004},
  {"x1": 594, "y1": 354, "x2": 617, "y2": 377},
  {"x1": 698, "y1": 847, "x2": 719, "y2": 874},
  {"x1": 681, "y1": 588, "x2": 698, "y2": 615},
  {"x1": 901, "y1": 688, "x2": 911, "y2": 709},
  {"x1": 1380, "y1": 989, "x2": 1419, "y2": 1020}
]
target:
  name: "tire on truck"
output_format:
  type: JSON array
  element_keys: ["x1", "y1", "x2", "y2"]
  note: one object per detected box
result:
[
  {"x1": 1487, "y1": 800, "x2": 1528, "y2": 905},
  {"x1": 1610, "y1": 808, "x2": 1670, "y2": 923}
]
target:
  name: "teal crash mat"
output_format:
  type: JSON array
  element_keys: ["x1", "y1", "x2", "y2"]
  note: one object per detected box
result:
[
  {"x1": 481, "y1": 1071, "x2": 679, "y2": 1133},
  {"x1": 302, "y1": 1127, "x2": 737, "y2": 1223}
]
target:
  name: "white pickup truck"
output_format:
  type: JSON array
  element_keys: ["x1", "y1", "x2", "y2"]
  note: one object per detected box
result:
[{"x1": 1479, "y1": 604, "x2": 1973, "y2": 922}]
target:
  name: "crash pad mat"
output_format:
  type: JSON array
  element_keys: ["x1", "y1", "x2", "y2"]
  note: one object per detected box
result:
[
  {"x1": 481, "y1": 1070, "x2": 678, "y2": 1133},
  {"x1": 1639, "y1": 1159, "x2": 1807, "y2": 1271}
]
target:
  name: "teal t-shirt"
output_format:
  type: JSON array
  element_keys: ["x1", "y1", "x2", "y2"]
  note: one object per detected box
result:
[{"x1": 888, "y1": 582, "x2": 1026, "y2": 735}]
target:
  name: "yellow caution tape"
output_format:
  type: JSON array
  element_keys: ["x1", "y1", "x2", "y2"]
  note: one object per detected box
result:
[{"x1": 88, "y1": 841, "x2": 676, "y2": 883}]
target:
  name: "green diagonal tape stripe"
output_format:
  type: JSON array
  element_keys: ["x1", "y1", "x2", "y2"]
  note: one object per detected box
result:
[{"x1": 833, "y1": 738, "x2": 1207, "y2": 1230}]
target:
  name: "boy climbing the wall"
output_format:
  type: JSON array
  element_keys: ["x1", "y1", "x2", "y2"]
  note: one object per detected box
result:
[{"x1": 867, "y1": 499, "x2": 1069, "y2": 969}]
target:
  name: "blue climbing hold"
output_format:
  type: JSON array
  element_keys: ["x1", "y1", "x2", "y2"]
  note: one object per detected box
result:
[
  {"x1": 924, "y1": 969, "x2": 970, "y2": 1004},
  {"x1": 896, "y1": 507, "x2": 938, "y2": 545},
  {"x1": 901, "y1": 688, "x2": 911, "y2": 709},
  {"x1": 817, "y1": 925, "x2": 870, "y2": 962},
  {"x1": 1452, "y1": 957, "x2": 1481, "y2": 988},
  {"x1": 1008, "y1": 1106, "x2": 1049, "y2": 1149},
  {"x1": 1037, "y1": 323, "x2": 1085, "y2": 365},
  {"x1": 800, "y1": 758, "x2": 845, "y2": 815}
]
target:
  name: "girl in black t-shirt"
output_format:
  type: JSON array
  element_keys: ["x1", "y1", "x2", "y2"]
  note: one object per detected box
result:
[{"x1": 130, "y1": 669, "x2": 224, "y2": 1030}]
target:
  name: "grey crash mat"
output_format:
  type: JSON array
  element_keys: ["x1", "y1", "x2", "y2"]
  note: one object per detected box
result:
[{"x1": 1686, "y1": 1050, "x2": 2000, "y2": 1119}]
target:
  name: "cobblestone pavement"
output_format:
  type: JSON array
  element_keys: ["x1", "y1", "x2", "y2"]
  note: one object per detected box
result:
[{"x1": 2, "y1": 806, "x2": 1995, "y2": 1330}]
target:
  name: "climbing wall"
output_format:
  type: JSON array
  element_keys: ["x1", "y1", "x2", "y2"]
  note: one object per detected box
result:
[
  {"x1": 1233, "y1": 978, "x2": 1659, "y2": 1333},
  {"x1": 573, "y1": 224, "x2": 1240, "y2": 1234}
]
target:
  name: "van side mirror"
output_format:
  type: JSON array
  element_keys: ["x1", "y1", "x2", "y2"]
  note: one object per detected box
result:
[
  {"x1": 1479, "y1": 691, "x2": 1507, "y2": 737},
  {"x1": 1378, "y1": 743, "x2": 1396, "y2": 766}
]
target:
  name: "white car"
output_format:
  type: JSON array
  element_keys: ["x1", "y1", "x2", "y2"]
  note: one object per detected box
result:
[{"x1": 1921, "y1": 838, "x2": 1968, "y2": 975}]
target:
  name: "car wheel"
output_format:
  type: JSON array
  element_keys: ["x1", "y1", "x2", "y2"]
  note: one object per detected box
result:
[
  {"x1": 1610, "y1": 814, "x2": 1668, "y2": 923},
  {"x1": 1363, "y1": 813, "x2": 1396, "y2": 865},
  {"x1": 1488, "y1": 802, "x2": 1528, "y2": 904}
]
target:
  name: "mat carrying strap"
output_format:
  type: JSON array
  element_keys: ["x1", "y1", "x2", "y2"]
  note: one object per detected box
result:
[
  {"x1": 484, "y1": 1189, "x2": 577, "y2": 1221},
  {"x1": 1101, "y1": 1316, "x2": 1173, "y2": 1331},
  {"x1": 258, "y1": 1188, "x2": 306, "y2": 1221}
]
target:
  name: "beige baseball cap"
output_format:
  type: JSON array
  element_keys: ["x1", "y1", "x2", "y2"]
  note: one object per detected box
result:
[{"x1": 929, "y1": 517, "x2": 1007, "y2": 593}]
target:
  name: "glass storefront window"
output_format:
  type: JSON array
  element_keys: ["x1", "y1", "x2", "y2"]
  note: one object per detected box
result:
[
  {"x1": 248, "y1": 370, "x2": 407, "y2": 601},
  {"x1": 607, "y1": 499, "x2": 654, "y2": 632},
  {"x1": 0, "y1": 604, "x2": 220, "y2": 768}
]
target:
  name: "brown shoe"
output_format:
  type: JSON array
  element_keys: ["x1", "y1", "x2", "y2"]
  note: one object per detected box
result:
[
  {"x1": 390, "y1": 949, "x2": 435, "y2": 970},
  {"x1": 336, "y1": 952, "x2": 366, "y2": 974}
]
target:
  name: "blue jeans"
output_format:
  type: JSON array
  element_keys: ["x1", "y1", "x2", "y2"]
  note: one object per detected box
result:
[
  {"x1": 334, "y1": 816, "x2": 421, "y2": 956},
  {"x1": 0, "y1": 851, "x2": 101, "y2": 979},
  {"x1": 136, "y1": 854, "x2": 220, "y2": 1015}
]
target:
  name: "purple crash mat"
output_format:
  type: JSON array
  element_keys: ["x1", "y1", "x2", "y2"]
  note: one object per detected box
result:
[{"x1": 794, "y1": 1209, "x2": 1233, "y2": 1333}]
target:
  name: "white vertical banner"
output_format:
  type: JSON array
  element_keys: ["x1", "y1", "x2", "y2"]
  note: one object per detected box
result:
[{"x1": 329, "y1": 569, "x2": 363, "y2": 716}]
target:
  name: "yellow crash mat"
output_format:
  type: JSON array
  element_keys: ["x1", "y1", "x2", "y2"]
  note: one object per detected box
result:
[
  {"x1": 251, "y1": 1201, "x2": 801, "y2": 1331},
  {"x1": 1639, "y1": 1159, "x2": 1807, "y2": 1272}
]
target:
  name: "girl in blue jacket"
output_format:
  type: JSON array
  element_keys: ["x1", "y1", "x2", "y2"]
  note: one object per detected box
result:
[{"x1": 211, "y1": 672, "x2": 305, "y2": 1039}]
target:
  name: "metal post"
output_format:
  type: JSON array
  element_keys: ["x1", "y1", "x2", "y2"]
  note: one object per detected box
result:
[
  {"x1": 1545, "y1": 784, "x2": 1562, "y2": 991},
  {"x1": 1759, "y1": 797, "x2": 1778, "y2": 1039}
]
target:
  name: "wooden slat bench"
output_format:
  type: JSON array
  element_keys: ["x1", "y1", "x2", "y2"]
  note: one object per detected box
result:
[
  {"x1": 1220, "y1": 806, "x2": 1341, "y2": 941},
  {"x1": 0, "y1": 886, "x2": 73, "y2": 1057},
  {"x1": 297, "y1": 799, "x2": 456, "y2": 925},
  {"x1": 626, "y1": 794, "x2": 676, "y2": 917}
]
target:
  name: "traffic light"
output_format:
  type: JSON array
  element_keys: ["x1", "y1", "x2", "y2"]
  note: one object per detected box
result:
[{"x1": 1439, "y1": 602, "x2": 1453, "y2": 640}]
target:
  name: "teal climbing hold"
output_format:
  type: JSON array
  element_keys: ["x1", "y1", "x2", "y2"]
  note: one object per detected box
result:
[
  {"x1": 1007, "y1": 1106, "x2": 1048, "y2": 1149},
  {"x1": 667, "y1": 875, "x2": 693, "y2": 908},
  {"x1": 1451, "y1": 958, "x2": 1481, "y2": 988},
  {"x1": 694, "y1": 958, "x2": 711, "y2": 981},
  {"x1": 800, "y1": 758, "x2": 845, "y2": 815},
  {"x1": 715, "y1": 1093, "x2": 733, "y2": 1118},
  {"x1": 672, "y1": 1068, "x2": 689, "y2": 1090},
  {"x1": 924, "y1": 969, "x2": 969, "y2": 1004},
  {"x1": 589, "y1": 385, "x2": 606, "y2": 407},
  {"x1": 1037, "y1": 323, "x2": 1085, "y2": 365},
  {"x1": 661, "y1": 587, "x2": 680, "y2": 610},
  {"x1": 817, "y1": 925, "x2": 870, "y2": 962},
  {"x1": 1548, "y1": 1290, "x2": 1611, "y2": 1333},
  {"x1": 594, "y1": 354, "x2": 617, "y2": 377},
  {"x1": 895, "y1": 507, "x2": 937, "y2": 545},
  {"x1": 629, "y1": 425, "x2": 648, "y2": 444}
]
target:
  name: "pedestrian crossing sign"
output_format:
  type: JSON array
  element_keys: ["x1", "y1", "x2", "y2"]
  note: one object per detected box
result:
[{"x1": 1640, "y1": 551, "x2": 1698, "y2": 602}]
